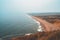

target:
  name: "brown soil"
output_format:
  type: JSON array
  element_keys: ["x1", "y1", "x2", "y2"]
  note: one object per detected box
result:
[
  {"x1": 53, "y1": 19, "x2": 60, "y2": 27},
  {"x1": 11, "y1": 30, "x2": 60, "y2": 40}
]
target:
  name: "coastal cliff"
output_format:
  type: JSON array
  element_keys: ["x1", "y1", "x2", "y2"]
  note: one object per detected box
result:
[{"x1": 11, "y1": 15, "x2": 60, "y2": 40}]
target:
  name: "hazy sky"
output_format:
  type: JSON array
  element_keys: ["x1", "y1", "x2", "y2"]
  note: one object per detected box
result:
[
  {"x1": 1, "y1": 0, "x2": 60, "y2": 14},
  {"x1": 22, "y1": 0, "x2": 60, "y2": 13}
]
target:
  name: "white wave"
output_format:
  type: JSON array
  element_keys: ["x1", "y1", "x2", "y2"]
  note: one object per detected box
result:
[
  {"x1": 26, "y1": 14, "x2": 43, "y2": 32},
  {"x1": 25, "y1": 33, "x2": 32, "y2": 36}
]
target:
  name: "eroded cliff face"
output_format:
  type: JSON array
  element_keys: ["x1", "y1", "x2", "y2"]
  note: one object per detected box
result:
[
  {"x1": 11, "y1": 15, "x2": 60, "y2": 40},
  {"x1": 11, "y1": 30, "x2": 60, "y2": 40}
]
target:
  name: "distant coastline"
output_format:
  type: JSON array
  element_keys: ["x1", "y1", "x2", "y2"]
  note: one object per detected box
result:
[{"x1": 28, "y1": 12, "x2": 60, "y2": 16}]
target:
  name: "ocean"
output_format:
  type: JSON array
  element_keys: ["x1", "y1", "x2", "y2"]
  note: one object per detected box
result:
[{"x1": 0, "y1": 13, "x2": 38, "y2": 38}]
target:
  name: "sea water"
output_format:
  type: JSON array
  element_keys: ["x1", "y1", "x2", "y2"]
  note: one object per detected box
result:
[{"x1": 0, "y1": 13, "x2": 38, "y2": 38}]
